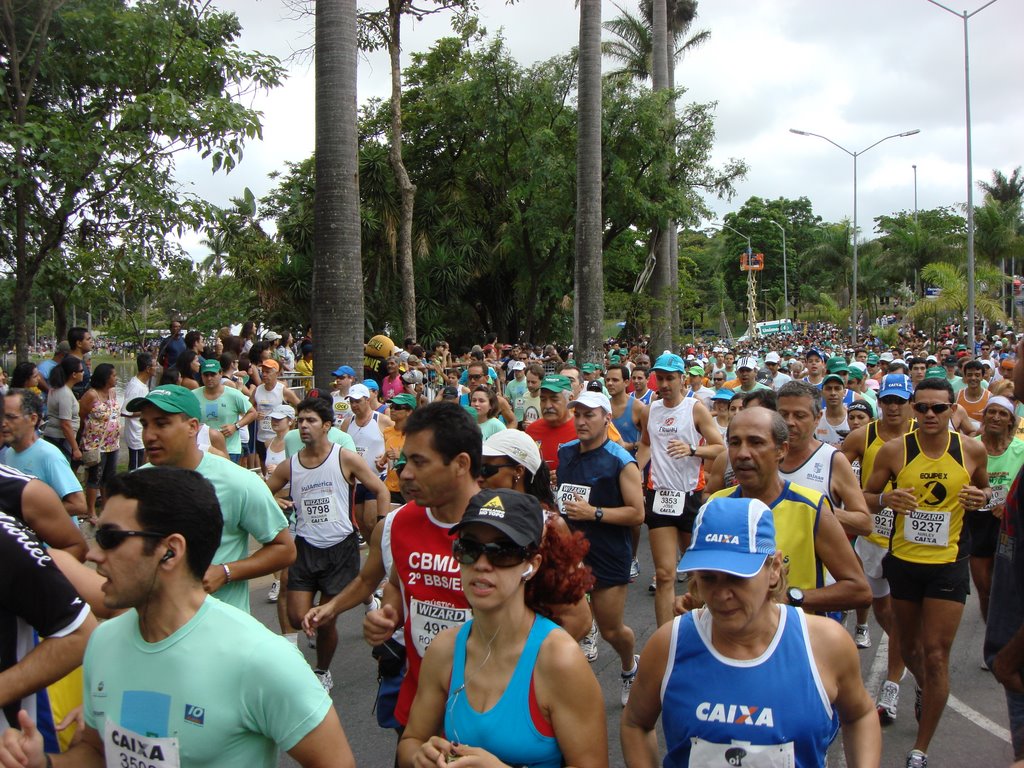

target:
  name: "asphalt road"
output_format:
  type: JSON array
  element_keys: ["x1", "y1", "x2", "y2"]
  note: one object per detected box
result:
[{"x1": 246, "y1": 532, "x2": 1016, "y2": 768}]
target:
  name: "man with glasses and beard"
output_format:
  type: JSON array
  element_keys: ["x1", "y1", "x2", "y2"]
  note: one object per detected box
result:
[{"x1": 864, "y1": 377, "x2": 990, "y2": 768}]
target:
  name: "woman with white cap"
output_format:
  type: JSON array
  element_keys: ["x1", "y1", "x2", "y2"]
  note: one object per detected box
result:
[
  {"x1": 621, "y1": 496, "x2": 880, "y2": 767},
  {"x1": 399, "y1": 488, "x2": 607, "y2": 768},
  {"x1": 480, "y1": 430, "x2": 594, "y2": 641}
]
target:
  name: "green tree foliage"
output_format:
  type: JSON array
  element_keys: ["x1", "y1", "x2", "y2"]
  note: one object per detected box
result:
[
  {"x1": 603, "y1": 0, "x2": 710, "y2": 85},
  {"x1": 905, "y1": 261, "x2": 1006, "y2": 332},
  {"x1": 0, "y1": 0, "x2": 283, "y2": 359},
  {"x1": 873, "y1": 207, "x2": 965, "y2": 295}
]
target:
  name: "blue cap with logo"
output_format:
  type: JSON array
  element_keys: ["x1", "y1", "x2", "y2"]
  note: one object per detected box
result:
[
  {"x1": 652, "y1": 353, "x2": 687, "y2": 373},
  {"x1": 678, "y1": 497, "x2": 776, "y2": 578},
  {"x1": 879, "y1": 373, "x2": 914, "y2": 400}
]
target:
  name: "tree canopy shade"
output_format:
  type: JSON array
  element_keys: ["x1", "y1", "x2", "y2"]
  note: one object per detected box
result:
[{"x1": 0, "y1": 0, "x2": 283, "y2": 360}]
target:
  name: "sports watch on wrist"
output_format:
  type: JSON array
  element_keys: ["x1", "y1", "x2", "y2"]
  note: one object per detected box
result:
[
  {"x1": 689, "y1": 444, "x2": 697, "y2": 457},
  {"x1": 594, "y1": 507, "x2": 604, "y2": 522},
  {"x1": 786, "y1": 587, "x2": 805, "y2": 608}
]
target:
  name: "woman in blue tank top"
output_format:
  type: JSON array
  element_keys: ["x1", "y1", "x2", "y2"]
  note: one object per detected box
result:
[
  {"x1": 621, "y1": 497, "x2": 881, "y2": 768},
  {"x1": 397, "y1": 488, "x2": 608, "y2": 768}
]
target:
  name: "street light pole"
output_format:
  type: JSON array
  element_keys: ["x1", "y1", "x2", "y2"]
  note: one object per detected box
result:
[
  {"x1": 769, "y1": 220, "x2": 788, "y2": 318},
  {"x1": 912, "y1": 164, "x2": 918, "y2": 223},
  {"x1": 926, "y1": 0, "x2": 1000, "y2": 352},
  {"x1": 789, "y1": 127, "x2": 920, "y2": 344}
]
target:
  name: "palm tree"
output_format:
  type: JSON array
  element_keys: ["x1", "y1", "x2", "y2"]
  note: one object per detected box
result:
[
  {"x1": 575, "y1": 0, "x2": 604, "y2": 366},
  {"x1": 906, "y1": 261, "x2": 1006, "y2": 332},
  {"x1": 603, "y1": 0, "x2": 710, "y2": 84},
  {"x1": 802, "y1": 223, "x2": 853, "y2": 304},
  {"x1": 313, "y1": 0, "x2": 364, "y2": 384},
  {"x1": 877, "y1": 218, "x2": 954, "y2": 295},
  {"x1": 647, "y1": 0, "x2": 673, "y2": 352},
  {"x1": 978, "y1": 167, "x2": 1024, "y2": 206}
]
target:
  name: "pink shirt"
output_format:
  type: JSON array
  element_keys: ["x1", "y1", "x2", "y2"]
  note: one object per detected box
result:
[{"x1": 382, "y1": 375, "x2": 406, "y2": 401}]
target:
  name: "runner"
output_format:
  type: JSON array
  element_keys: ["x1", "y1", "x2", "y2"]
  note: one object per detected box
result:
[{"x1": 195, "y1": 358, "x2": 257, "y2": 463}]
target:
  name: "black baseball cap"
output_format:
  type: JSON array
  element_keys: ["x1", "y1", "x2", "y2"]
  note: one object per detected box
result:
[{"x1": 450, "y1": 489, "x2": 543, "y2": 548}]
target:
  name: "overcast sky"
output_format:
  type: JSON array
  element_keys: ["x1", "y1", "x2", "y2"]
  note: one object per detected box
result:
[{"x1": 177, "y1": 0, "x2": 1024, "y2": 257}]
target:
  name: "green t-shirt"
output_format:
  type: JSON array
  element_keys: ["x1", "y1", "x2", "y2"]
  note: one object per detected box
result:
[
  {"x1": 978, "y1": 435, "x2": 1024, "y2": 508},
  {"x1": 84, "y1": 597, "x2": 330, "y2": 767},
  {"x1": 197, "y1": 452, "x2": 288, "y2": 612},
  {"x1": 479, "y1": 417, "x2": 507, "y2": 441},
  {"x1": 947, "y1": 374, "x2": 965, "y2": 396},
  {"x1": 505, "y1": 377, "x2": 528, "y2": 422},
  {"x1": 195, "y1": 387, "x2": 255, "y2": 454},
  {"x1": 283, "y1": 426, "x2": 356, "y2": 458}
]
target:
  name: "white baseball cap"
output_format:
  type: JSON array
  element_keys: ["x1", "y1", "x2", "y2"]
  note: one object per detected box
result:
[
  {"x1": 736, "y1": 356, "x2": 759, "y2": 370},
  {"x1": 508, "y1": 360, "x2": 526, "y2": 372},
  {"x1": 569, "y1": 391, "x2": 611, "y2": 413},
  {"x1": 269, "y1": 404, "x2": 295, "y2": 420},
  {"x1": 347, "y1": 384, "x2": 371, "y2": 401},
  {"x1": 482, "y1": 430, "x2": 543, "y2": 474},
  {"x1": 764, "y1": 351, "x2": 781, "y2": 364}
]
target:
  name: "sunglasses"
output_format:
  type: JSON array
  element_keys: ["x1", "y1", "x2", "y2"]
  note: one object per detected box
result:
[
  {"x1": 95, "y1": 526, "x2": 165, "y2": 551},
  {"x1": 479, "y1": 462, "x2": 519, "y2": 478},
  {"x1": 452, "y1": 537, "x2": 531, "y2": 567},
  {"x1": 912, "y1": 402, "x2": 952, "y2": 415},
  {"x1": 879, "y1": 396, "x2": 908, "y2": 406},
  {"x1": 713, "y1": 377, "x2": 725, "y2": 382}
]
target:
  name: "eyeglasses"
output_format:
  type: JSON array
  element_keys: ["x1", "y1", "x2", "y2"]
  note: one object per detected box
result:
[
  {"x1": 452, "y1": 537, "x2": 531, "y2": 567},
  {"x1": 912, "y1": 402, "x2": 952, "y2": 415},
  {"x1": 713, "y1": 377, "x2": 725, "y2": 382},
  {"x1": 95, "y1": 526, "x2": 166, "y2": 551},
  {"x1": 879, "y1": 396, "x2": 907, "y2": 406},
  {"x1": 468, "y1": 373, "x2": 486, "y2": 380},
  {"x1": 479, "y1": 462, "x2": 519, "y2": 479}
]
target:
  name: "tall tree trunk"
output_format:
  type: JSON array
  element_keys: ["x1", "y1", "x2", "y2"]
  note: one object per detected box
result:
[
  {"x1": 648, "y1": 0, "x2": 673, "y2": 353},
  {"x1": 388, "y1": 0, "x2": 417, "y2": 341},
  {"x1": 575, "y1": 0, "x2": 603, "y2": 366},
  {"x1": 666, "y1": 23, "x2": 679, "y2": 338},
  {"x1": 314, "y1": 0, "x2": 364, "y2": 386}
]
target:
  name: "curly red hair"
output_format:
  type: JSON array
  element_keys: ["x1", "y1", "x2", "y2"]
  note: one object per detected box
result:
[{"x1": 525, "y1": 515, "x2": 595, "y2": 620}]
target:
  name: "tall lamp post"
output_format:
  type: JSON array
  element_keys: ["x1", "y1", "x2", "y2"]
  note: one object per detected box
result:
[
  {"x1": 769, "y1": 220, "x2": 788, "y2": 318},
  {"x1": 789, "y1": 127, "x2": 920, "y2": 344},
  {"x1": 926, "y1": 0, "x2": 1001, "y2": 351}
]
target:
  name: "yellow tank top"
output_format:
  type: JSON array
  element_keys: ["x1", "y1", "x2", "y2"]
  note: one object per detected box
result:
[
  {"x1": 891, "y1": 431, "x2": 971, "y2": 564},
  {"x1": 861, "y1": 420, "x2": 918, "y2": 548},
  {"x1": 709, "y1": 481, "x2": 825, "y2": 591}
]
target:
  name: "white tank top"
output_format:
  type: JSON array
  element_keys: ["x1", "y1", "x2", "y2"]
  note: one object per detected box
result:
[
  {"x1": 196, "y1": 424, "x2": 212, "y2": 453},
  {"x1": 347, "y1": 411, "x2": 386, "y2": 475},
  {"x1": 648, "y1": 397, "x2": 702, "y2": 492},
  {"x1": 253, "y1": 382, "x2": 285, "y2": 443},
  {"x1": 780, "y1": 441, "x2": 836, "y2": 503},
  {"x1": 265, "y1": 441, "x2": 287, "y2": 472},
  {"x1": 291, "y1": 443, "x2": 354, "y2": 547},
  {"x1": 814, "y1": 412, "x2": 849, "y2": 447}
]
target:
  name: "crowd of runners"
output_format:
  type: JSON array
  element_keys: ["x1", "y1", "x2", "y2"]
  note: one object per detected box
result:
[{"x1": 2, "y1": 318, "x2": 1024, "y2": 767}]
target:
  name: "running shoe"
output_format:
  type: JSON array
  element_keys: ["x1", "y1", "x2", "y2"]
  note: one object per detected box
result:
[
  {"x1": 854, "y1": 623, "x2": 871, "y2": 649},
  {"x1": 629, "y1": 558, "x2": 640, "y2": 582},
  {"x1": 906, "y1": 749, "x2": 927, "y2": 768},
  {"x1": 267, "y1": 580, "x2": 280, "y2": 603},
  {"x1": 876, "y1": 680, "x2": 899, "y2": 725},
  {"x1": 620, "y1": 655, "x2": 640, "y2": 706},
  {"x1": 914, "y1": 684, "x2": 923, "y2": 723},
  {"x1": 314, "y1": 669, "x2": 334, "y2": 693},
  {"x1": 648, "y1": 576, "x2": 657, "y2": 593},
  {"x1": 580, "y1": 620, "x2": 598, "y2": 663}
]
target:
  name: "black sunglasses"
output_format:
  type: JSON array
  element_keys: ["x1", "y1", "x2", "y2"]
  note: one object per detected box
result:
[
  {"x1": 95, "y1": 526, "x2": 165, "y2": 551},
  {"x1": 453, "y1": 537, "x2": 531, "y2": 567},
  {"x1": 479, "y1": 462, "x2": 519, "y2": 479},
  {"x1": 912, "y1": 402, "x2": 952, "y2": 415}
]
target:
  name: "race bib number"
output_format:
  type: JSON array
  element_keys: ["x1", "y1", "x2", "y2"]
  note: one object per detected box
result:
[
  {"x1": 688, "y1": 736, "x2": 795, "y2": 767},
  {"x1": 872, "y1": 507, "x2": 895, "y2": 538},
  {"x1": 653, "y1": 489, "x2": 686, "y2": 517},
  {"x1": 904, "y1": 509, "x2": 950, "y2": 547},
  {"x1": 409, "y1": 598, "x2": 469, "y2": 657},
  {"x1": 104, "y1": 720, "x2": 180, "y2": 768},
  {"x1": 556, "y1": 484, "x2": 591, "y2": 514},
  {"x1": 259, "y1": 415, "x2": 272, "y2": 434},
  {"x1": 301, "y1": 496, "x2": 337, "y2": 526},
  {"x1": 981, "y1": 485, "x2": 1008, "y2": 513}
]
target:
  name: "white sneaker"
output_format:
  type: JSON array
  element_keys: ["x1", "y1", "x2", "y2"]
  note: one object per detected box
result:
[
  {"x1": 854, "y1": 623, "x2": 871, "y2": 649},
  {"x1": 580, "y1": 620, "x2": 598, "y2": 663},
  {"x1": 314, "y1": 669, "x2": 333, "y2": 693},
  {"x1": 629, "y1": 558, "x2": 640, "y2": 582},
  {"x1": 620, "y1": 655, "x2": 639, "y2": 706},
  {"x1": 906, "y1": 749, "x2": 927, "y2": 768},
  {"x1": 648, "y1": 575, "x2": 657, "y2": 593},
  {"x1": 267, "y1": 580, "x2": 280, "y2": 603},
  {"x1": 877, "y1": 680, "x2": 899, "y2": 725}
]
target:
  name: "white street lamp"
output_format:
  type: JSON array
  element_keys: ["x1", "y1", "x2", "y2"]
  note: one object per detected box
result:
[
  {"x1": 926, "y1": 0, "x2": 1001, "y2": 351},
  {"x1": 789, "y1": 127, "x2": 920, "y2": 344}
]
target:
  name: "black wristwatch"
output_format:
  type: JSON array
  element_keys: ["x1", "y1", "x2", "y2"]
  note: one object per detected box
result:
[
  {"x1": 594, "y1": 507, "x2": 604, "y2": 522},
  {"x1": 786, "y1": 587, "x2": 805, "y2": 608},
  {"x1": 689, "y1": 444, "x2": 697, "y2": 457}
]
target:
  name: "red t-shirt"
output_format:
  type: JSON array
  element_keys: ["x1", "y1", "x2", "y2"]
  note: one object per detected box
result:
[
  {"x1": 386, "y1": 502, "x2": 470, "y2": 725},
  {"x1": 525, "y1": 417, "x2": 578, "y2": 472}
]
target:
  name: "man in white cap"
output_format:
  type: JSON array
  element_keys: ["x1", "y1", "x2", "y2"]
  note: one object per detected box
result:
[
  {"x1": 345, "y1": 383, "x2": 392, "y2": 541},
  {"x1": 968, "y1": 396, "x2": 1024, "y2": 625},
  {"x1": 504, "y1": 359, "x2": 529, "y2": 427},
  {"x1": 636, "y1": 353, "x2": 725, "y2": 627},
  {"x1": 555, "y1": 389, "x2": 644, "y2": 704},
  {"x1": 763, "y1": 350, "x2": 792, "y2": 391},
  {"x1": 727, "y1": 356, "x2": 771, "y2": 395}
]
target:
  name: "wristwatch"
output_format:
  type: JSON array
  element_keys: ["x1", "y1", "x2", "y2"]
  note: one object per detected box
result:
[
  {"x1": 594, "y1": 507, "x2": 604, "y2": 522},
  {"x1": 689, "y1": 444, "x2": 697, "y2": 457},
  {"x1": 786, "y1": 587, "x2": 805, "y2": 608}
]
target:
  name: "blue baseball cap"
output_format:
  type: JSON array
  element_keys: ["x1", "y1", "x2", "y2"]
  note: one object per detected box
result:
[
  {"x1": 879, "y1": 373, "x2": 913, "y2": 400},
  {"x1": 332, "y1": 365, "x2": 355, "y2": 378},
  {"x1": 362, "y1": 378, "x2": 379, "y2": 391},
  {"x1": 711, "y1": 388, "x2": 736, "y2": 401},
  {"x1": 678, "y1": 497, "x2": 776, "y2": 578},
  {"x1": 652, "y1": 353, "x2": 687, "y2": 373}
]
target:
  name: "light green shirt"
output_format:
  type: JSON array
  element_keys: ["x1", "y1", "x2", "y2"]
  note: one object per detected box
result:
[{"x1": 195, "y1": 387, "x2": 255, "y2": 454}]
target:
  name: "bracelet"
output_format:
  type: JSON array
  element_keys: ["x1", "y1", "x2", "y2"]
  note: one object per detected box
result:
[{"x1": 222, "y1": 563, "x2": 232, "y2": 583}]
